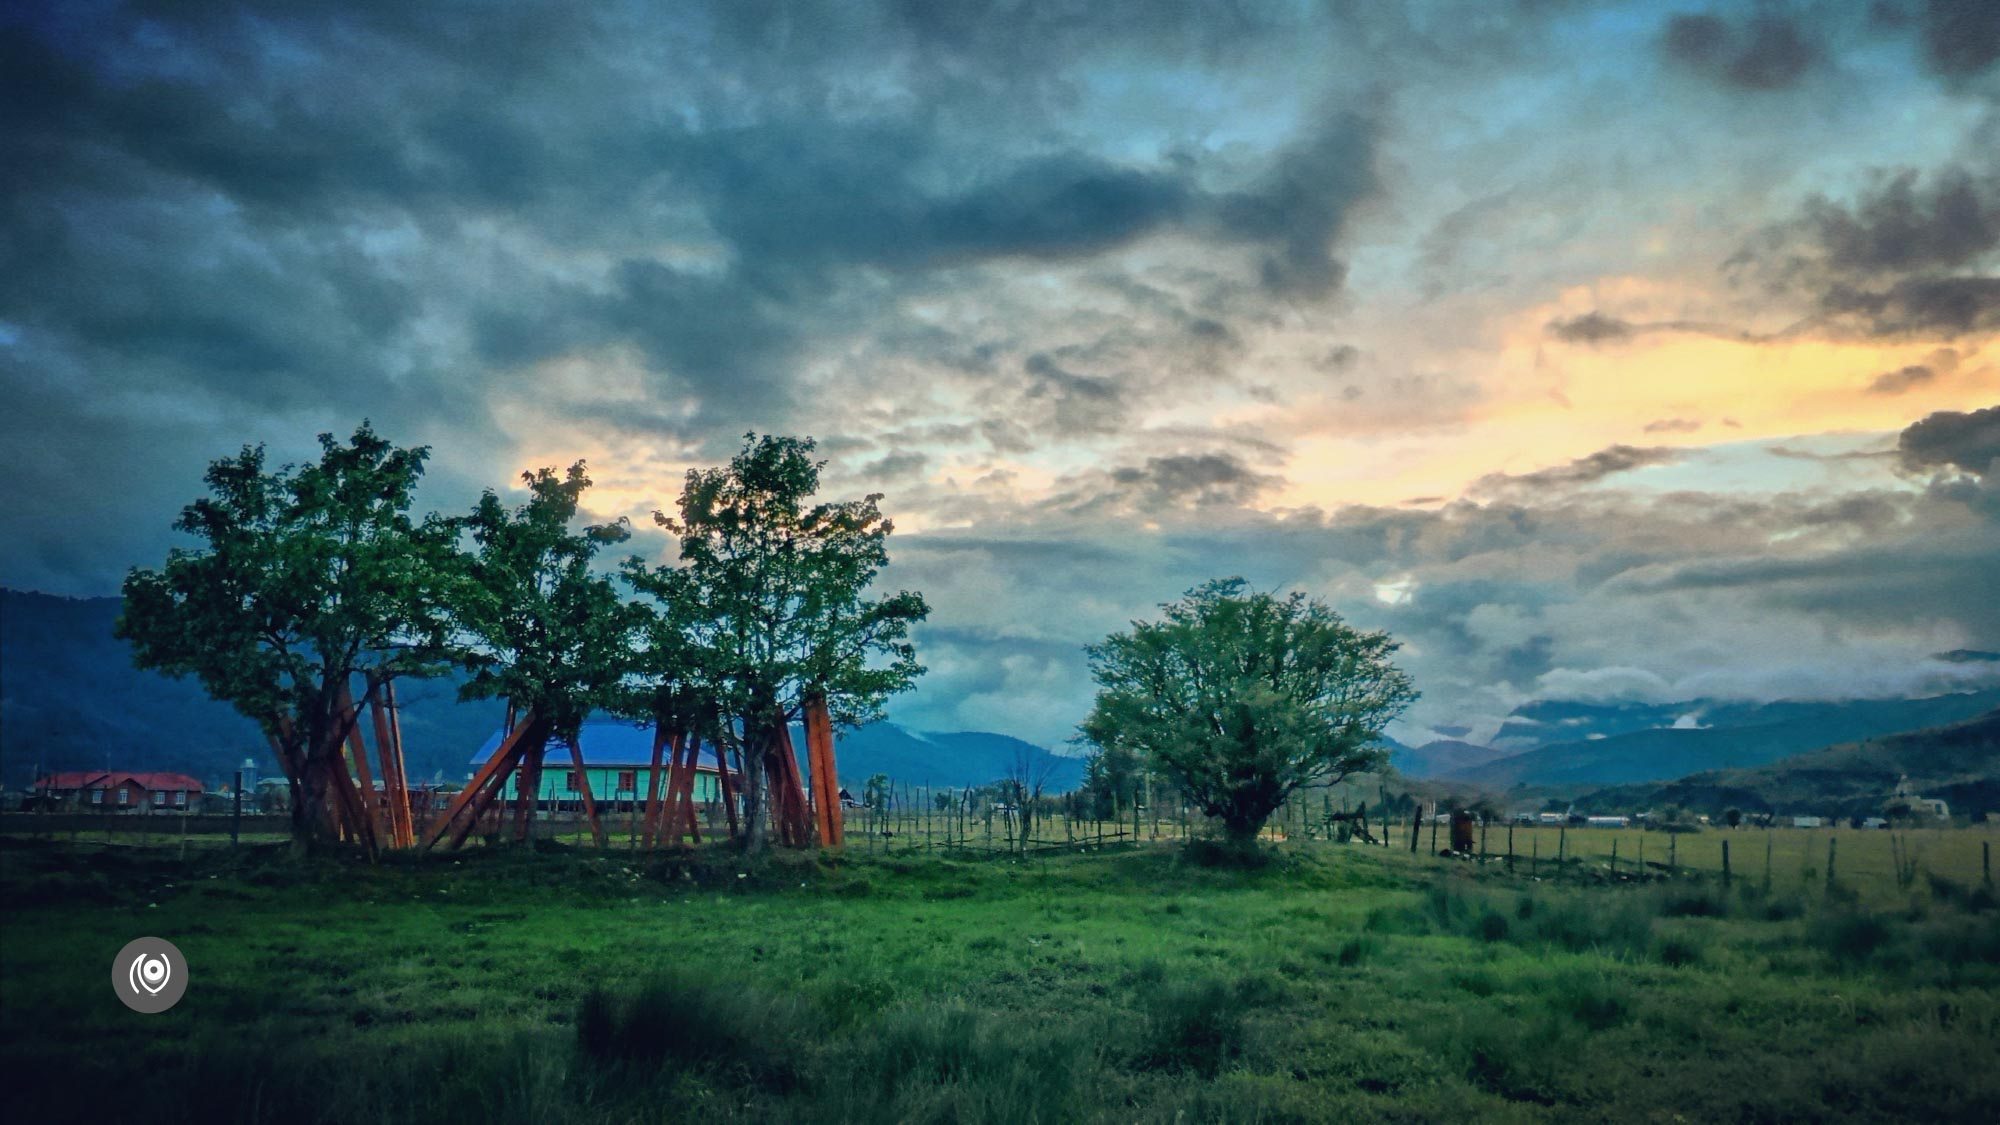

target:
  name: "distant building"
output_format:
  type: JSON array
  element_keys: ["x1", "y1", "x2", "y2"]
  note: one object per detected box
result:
[
  {"x1": 32, "y1": 771, "x2": 204, "y2": 812},
  {"x1": 471, "y1": 720, "x2": 740, "y2": 808},
  {"x1": 1537, "y1": 812, "x2": 1566, "y2": 826},
  {"x1": 1585, "y1": 815, "x2": 1630, "y2": 828},
  {"x1": 1791, "y1": 816, "x2": 1823, "y2": 828}
]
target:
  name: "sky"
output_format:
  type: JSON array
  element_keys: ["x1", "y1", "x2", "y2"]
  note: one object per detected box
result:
[{"x1": 3, "y1": 0, "x2": 1998, "y2": 748}]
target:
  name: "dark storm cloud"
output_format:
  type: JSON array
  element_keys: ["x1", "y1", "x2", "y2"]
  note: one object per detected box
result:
[
  {"x1": 1211, "y1": 109, "x2": 1379, "y2": 296},
  {"x1": 1935, "y1": 648, "x2": 2000, "y2": 663},
  {"x1": 1867, "y1": 364, "x2": 1938, "y2": 394},
  {"x1": 1662, "y1": 11, "x2": 1819, "y2": 91},
  {"x1": 1472, "y1": 445, "x2": 1681, "y2": 494},
  {"x1": 1107, "y1": 453, "x2": 1281, "y2": 508},
  {"x1": 1546, "y1": 311, "x2": 1636, "y2": 343},
  {"x1": 1914, "y1": 0, "x2": 2000, "y2": 78},
  {"x1": 1035, "y1": 451, "x2": 1283, "y2": 515},
  {"x1": 1733, "y1": 164, "x2": 2000, "y2": 339},
  {"x1": 0, "y1": 0, "x2": 1400, "y2": 599},
  {"x1": 1898, "y1": 403, "x2": 2000, "y2": 476}
]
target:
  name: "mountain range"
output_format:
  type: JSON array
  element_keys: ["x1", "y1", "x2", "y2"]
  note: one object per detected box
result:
[
  {"x1": 0, "y1": 589, "x2": 1079, "y2": 792},
  {"x1": 1383, "y1": 690, "x2": 2000, "y2": 791},
  {"x1": 1571, "y1": 708, "x2": 2000, "y2": 820}
]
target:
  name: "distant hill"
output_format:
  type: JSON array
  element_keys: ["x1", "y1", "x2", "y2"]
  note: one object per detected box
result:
[
  {"x1": 800, "y1": 724, "x2": 1085, "y2": 792},
  {"x1": 1446, "y1": 690, "x2": 2000, "y2": 789},
  {"x1": 0, "y1": 588, "x2": 1079, "y2": 792},
  {"x1": 1575, "y1": 709, "x2": 2000, "y2": 820},
  {"x1": 0, "y1": 588, "x2": 503, "y2": 787},
  {"x1": 1391, "y1": 739, "x2": 1515, "y2": 780}
]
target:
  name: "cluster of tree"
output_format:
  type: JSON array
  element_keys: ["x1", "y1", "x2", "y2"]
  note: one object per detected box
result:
[
  {"x1": 118, "y1": 424, "x2": 927, "y2": 855},
  {"x1": 1078, "y1": 578, "x2": 1417, "y2": 847}
]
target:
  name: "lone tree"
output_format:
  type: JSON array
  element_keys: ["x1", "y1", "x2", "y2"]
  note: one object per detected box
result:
[
  {"x1": 653, "y1": 434, "x2": 928, "y2": 853},
  {"x1": 1080, "y1": 578, "x2": 1416, "y2": 848},
  {"x1": 118, "y1": 424, "x2": 460, "y2": 854},
  {"x1": 449, "y1": 462, "x2": 637, "y2": 844}
]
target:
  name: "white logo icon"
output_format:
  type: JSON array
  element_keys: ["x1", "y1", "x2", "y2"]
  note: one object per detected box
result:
[
  {"x1": 130, "y1": 953, "x2": 171, "y2": 996},
  {"x1": 112, "y1": 937, "x2": 186, "y2": 1012}
]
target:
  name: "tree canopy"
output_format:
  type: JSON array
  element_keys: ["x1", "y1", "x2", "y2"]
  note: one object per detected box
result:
[
  {"x1": 452, "y1": 462, "x2": 636, "y2": 744},
  {"x1": 117, "y1": 423, "x2": 460, "y2": 850},
  {"x1": 649, "y1": 433, "x2": 930, "y2": 850},
  {"x1": 1080, "y1": 578, "x2": 1417, "y2": 845}
]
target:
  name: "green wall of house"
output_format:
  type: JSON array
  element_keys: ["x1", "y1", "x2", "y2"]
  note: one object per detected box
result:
[{"x1": 499, "y1": 766, "x2": 723, "y2": 803}]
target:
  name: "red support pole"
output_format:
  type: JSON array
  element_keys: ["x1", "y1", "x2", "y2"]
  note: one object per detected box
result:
[
  {"x1": 641, "y1": 726, "x2": 670, "y2": 850},
  {"x1": 568, "y1": 736, "x2": 607, "y2": 848},
  {"x1": 424, "y1": 711, "x2": 540, "y2": 851}
]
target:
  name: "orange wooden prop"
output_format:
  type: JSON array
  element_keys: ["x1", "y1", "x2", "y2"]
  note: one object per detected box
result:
[
  {"x1": 424, "y1": 711, "x2": 541, "y2": 850},
  {"x1": 641, "y1": 726, "x2": 670, "y2": 849},
  {"x1": 567, "y1": 734, "x2": 607, "y2": 847},
  {"x1": 804, "y1": 694, "x2": 844, "y2": 847}
]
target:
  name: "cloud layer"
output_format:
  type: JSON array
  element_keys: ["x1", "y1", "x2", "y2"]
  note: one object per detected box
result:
[{"x1": 3, "y1": 0, "x2": 1999, "y2": 746}]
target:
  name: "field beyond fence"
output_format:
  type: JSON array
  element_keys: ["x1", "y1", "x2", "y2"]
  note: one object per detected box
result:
[{"x1": 5, "y1": 801, "x2": 1992, "y2": 905}]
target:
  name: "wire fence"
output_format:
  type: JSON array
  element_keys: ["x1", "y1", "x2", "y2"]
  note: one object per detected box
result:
[{"x1": 5, "y1": 788, "x2": 1993, "y2": 902}]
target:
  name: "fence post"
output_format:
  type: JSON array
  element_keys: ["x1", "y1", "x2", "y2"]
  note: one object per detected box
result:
[
  {"x1": 1826, "y1": 836, "x2": 1836, "y2": 889},
  {"x1": 1765, "y1": 831, "x2": 1774, "y2": 891},
  {"x1": 232, "y1": 769, "x2": 242, "y2": 847},
  {"x1": 1668, "y1": 831, "x2": 1676, "y2": 873},
  {"x1": 1722, "y1": 839, "x2": 1731, "y2": 887},
  {"x1": 1557, "y1": 822, "x2": 1566, "y2": 866},
  {"x1": 1409, "y1": 805, "x2": 1422, "y2": 853},
  {"x1": 1611, "y1": 837, "x2": 1618, "y2": 876},
  {"x1": 1531, "y1": 836, "x2": 1538, "y2": 877},
  {"x1": 1985, "y1": 840, "x2": 1992, "y2": 887}
]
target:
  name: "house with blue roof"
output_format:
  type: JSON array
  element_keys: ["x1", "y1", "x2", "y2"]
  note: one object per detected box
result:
[{"x1": 471, "y1": 718, "x2": 736, "y2": 808}]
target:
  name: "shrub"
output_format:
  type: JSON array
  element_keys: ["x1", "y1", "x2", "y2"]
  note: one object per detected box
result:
[
  {"x1": 1655, "y1": 932, "x2": 1706, "y2": 968},
  {"x1": 1547, "y1": 971, "x2": 1630, "y2": 1031},
  {"x1": 1336, "y1": 934, "x2": 1379, "y2": 966},
  {"x1": 1134, "y1": 977, "x2": 1251, "y2": 1077},
  {"x1": 573, "y1": 972, "x2": 815, "y2": 1088},
  {"x1": 1812, "y1": 912, "x2": 1893, "y2": 966}
]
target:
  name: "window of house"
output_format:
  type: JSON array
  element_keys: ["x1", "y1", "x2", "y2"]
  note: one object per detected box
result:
[
  {"x1": 92, "y1": 790, "x2": 103, "y2": 805},
  {"x1": 119, "y1": 788, "x2": 130, "y2": 805},
  {"x1": 155, "y1": 791, "x2": 167, "y2": 805},
  {"x1": 175, "y1": 791, "x2": 187, "y2": 807},
  {"x1": 566, "y1": 771, "x2": 580, "y2": 792},
  {"x1": 618, "y1": 770, "x2": 636, "y2": 792}
]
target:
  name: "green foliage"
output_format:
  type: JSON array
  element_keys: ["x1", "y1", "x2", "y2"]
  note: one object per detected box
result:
[
  {"x1": 1081, "y1": 578, "x2": 1416, "y2": 843},
  {"x1": 451, "y1": 462, "x2": 637, "y2": 742},
  {"x1": 653, "y1": 433, "x2": 928, "y2": 729},
  {"x1": 644, "y1": 433, "x2": 928, "y2": 850},
  {"x1": 116, "y1": 423, "x2": 461, "y2": 845}
]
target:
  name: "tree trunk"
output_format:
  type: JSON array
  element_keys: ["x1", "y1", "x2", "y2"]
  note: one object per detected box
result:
[{"x1": 738, "y1": 722, "x2": 770, "y2": 855}]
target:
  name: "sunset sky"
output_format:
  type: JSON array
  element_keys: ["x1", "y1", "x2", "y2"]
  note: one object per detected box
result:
[{"x1": 3, "y1": 1, "x2": 1997, "y2": 747}]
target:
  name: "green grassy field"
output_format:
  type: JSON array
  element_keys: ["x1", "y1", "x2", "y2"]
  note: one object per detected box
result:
[{"x1": 2, "y1": 834, "x2": 1996, "y2": 1123}]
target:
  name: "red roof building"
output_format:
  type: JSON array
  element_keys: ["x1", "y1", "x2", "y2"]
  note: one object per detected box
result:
[{"x1": 34, "y1": 771, "x2": 205, "y2": 812}]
